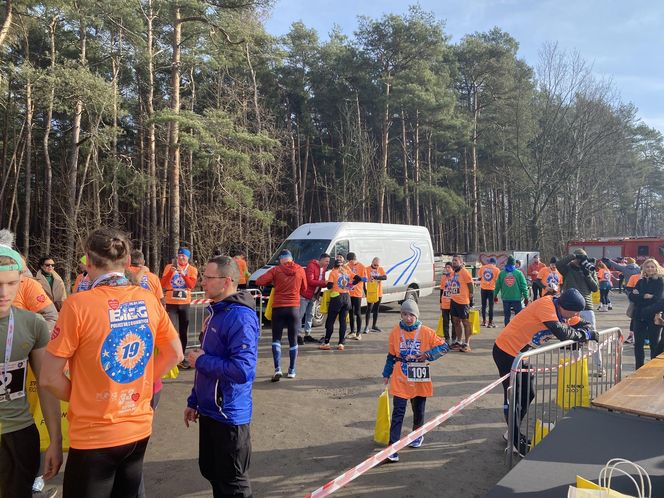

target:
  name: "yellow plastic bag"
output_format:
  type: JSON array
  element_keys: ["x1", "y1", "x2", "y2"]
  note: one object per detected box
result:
[
  {"x1": 373, "y1": 387, "x2": 391, "y2": 446},
  {"x1": 591, "y1": 290, "x2": 600, "y2": 305},
  {"x1": 264, "y1": 288, "x2": 275, "y2": 321},
  {"x1": 162, "y1": 364, "x2": 180, "y2": 379},
  {"x1": 436, "y1": 315, "x2": 445, "y2": 338},
  {"x1": 319, "y1": 290, "x2": 330, "y2": 315},
  {"x1": 366, "y1": 281, "x2": 380, "y2": 304},
  {"x1": 27, "y1": 367, "x2": 70, "y2": 452},
  {"x1": 556, "y1": 357, "x2": 590, "y2": 410},
  {"x1": 469, "y1": 309, "x2": 481, "y2": 335},
  {"x1": 531, "y1": 418, "x2": 554, "y2": 448}
]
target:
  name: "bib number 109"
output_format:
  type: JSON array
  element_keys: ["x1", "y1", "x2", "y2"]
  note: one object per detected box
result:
[{"x1": 407, "y1": 364, "x2": 430, "y2": 382}]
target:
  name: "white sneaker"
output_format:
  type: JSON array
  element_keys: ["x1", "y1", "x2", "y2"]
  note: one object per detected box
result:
[
  {"x1": 287, "y1": 369, "x2": 296, "y2": 379},
  {"x1": 271, "y1": 369, "x2": 283, "y2": 382}
]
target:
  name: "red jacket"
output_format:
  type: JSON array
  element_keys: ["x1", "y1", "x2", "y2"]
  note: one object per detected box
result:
[
  {"x1": 301, "y1": 259, "x2": 328, "y2": 300},
  {"x1": 256, "y1": 262, "x2": 307, "y2": 308}
]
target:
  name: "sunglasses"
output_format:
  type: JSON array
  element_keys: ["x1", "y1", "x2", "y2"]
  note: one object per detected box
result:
[
  {"x1": 44, "y1": 263, "x2": 55, "y2": 267},
  {"x1": 202, "y1": 274, "x2": 233, "y2": 282}
]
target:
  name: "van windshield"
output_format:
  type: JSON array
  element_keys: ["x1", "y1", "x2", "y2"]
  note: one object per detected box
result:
[{"x1": 268, "y1": 239, "x2": 332, "y2": 266}]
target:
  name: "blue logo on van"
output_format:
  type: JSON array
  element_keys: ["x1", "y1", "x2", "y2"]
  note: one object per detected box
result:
[{"x1": 386, "y1": 243, "x2": 422, "y2": 285}]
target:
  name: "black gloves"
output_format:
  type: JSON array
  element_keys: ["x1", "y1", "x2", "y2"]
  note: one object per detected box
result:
[
  {"x1": 326, "y1": 282, "x2": 333, "y2": 290},
  {"x1": 352, "y1": 275, "x2": 362, "y2": 285}
]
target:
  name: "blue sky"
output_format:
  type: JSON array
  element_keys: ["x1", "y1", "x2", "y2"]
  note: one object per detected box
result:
[{"x1": 264, "y1": 0, "x2": 664, "y2": 134}]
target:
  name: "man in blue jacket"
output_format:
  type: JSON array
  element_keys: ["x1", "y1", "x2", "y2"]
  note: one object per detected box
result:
[{"x1": 185, "y1": 255, "x2": 260, "y2": 498}]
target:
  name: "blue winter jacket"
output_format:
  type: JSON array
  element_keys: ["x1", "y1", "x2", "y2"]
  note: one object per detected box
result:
[{"x1": 187, "y1": 291, "x2": 260, "y2": 425}]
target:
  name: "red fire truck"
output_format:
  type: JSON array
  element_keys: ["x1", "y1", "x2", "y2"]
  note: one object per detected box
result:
[{"x1": 567, "y1": 237, "x2": 664, "y2": 264}]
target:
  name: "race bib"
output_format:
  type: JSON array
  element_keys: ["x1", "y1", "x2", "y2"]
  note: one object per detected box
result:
[
  {"x1": 171, "y1": 289, "x2": 187, "y2": 300},
  {"x1": 0, "y1": 359, "x2": 28, "y2": 403},
  {"x1": 407, "y1": 363, "x2": 431, "y2": 383}
]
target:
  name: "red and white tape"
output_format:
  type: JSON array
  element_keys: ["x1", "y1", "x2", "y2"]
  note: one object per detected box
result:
[
  {"x1": 190, "y1": 298, "x2": 211, "y2": 306},
  {"x1": 305, "y1": 374, "x2": 510, "y2": 498}
]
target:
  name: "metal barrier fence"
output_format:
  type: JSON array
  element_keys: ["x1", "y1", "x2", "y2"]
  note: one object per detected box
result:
[
  {"x1": 186, "y1": 290, "x2": 264, "y2": 349},
  {"x1": 506, "y1": 327, "x2": 623, "y2": 466}
]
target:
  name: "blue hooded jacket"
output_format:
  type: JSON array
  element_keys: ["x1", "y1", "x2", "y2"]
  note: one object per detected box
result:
[{"x1": 187, "y1": 290, "x2": 260, "y2": 425}]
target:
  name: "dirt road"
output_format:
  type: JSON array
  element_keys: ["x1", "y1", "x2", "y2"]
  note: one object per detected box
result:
[{"x1": 48, "y1": 291, "x2": 635, "y2": 497}]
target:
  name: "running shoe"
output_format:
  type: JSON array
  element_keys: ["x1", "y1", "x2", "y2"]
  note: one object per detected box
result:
[
  {"x1": 362, "y1": 327, "x2": 370, "y2": 334},
  {"x1": 178, "y1": 359, "x2": 191, "y2": 370},
  {"x1": 488, "y1": 322, "x2": 496, "y2": 328},
  {"x1": 303, "y1": 335, "x2": 318, "y2": 344},
  {"x1": 408, "y1": 436, "x2": 424, "y2": 448},
  {"x1": 371, "y1": 326, "x2": 383, "y2": 333},
  {"x1": 386, "y1": 453, "x2": 399, "y2": 463},
  {"x1": 271, "y1": 369, "x2": 283, "y2": 382},
  {"x1": 287, "y1": 369, "x2": 296, "y2": 379},
  {"x1": 297, "y1": 335, "x2": 304, "y2": 346},
  {"x1": 460, "y1": 344, "x2": 471, "y2": 353},
  {"x1": 349, "y1": 333, "x2": 361, "y2": 341},
  {"x1": 319, "y1": 343, "x2": 332, "y2": 350},
  {"x1": 337, "y1": 344, "x2": 345, "y2": 351},
  {"x1": 450, "y1": 342, "x2": 462, "y2": 351}
]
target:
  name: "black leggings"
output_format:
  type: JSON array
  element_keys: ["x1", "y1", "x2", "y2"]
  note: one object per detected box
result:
[
  {"x1": 167, "y1": 304, "x2": 190, "y2": 352},
  {"x1": 599, "y1": 288, "x2": 611, "y2": 305},
  {"x1": 440, "y1": 309, "x2": 451, "y2": 343},
  {"x1": 349, "y1": 296, "x2": 362, "y2": 333},
  {"x1": 365, "y1": 298, "x2": 381, "y2": 329},
  {"x1": 64, "y1": 437, "x2": 149, "y2": 498},
  {"x1": 325, "y1": 294, "x2": 350, "y2": 344},
  {"x1": 481, "y1": 289, "x2": 494, "y2": 322},
  {"x1": 633, "y1": 319, "x2": 663, "y2": 369},
  {"x1": 271, "y1": 306, "x2": 299, "y2": 346},
  {"x1": 532, "y1": 281, "x2": 543, "y2": 300},
  {"x1": 493, "y1": 344, "x2": 535, "y2": 446}
]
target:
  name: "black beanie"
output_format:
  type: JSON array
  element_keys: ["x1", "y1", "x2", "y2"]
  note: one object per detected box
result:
[
  {"x1": 558, "y1": 289, "x2": 586, "y2": 312},
  {"x1": 550, "y1": 257, "x2": 558, "y2": 264}
]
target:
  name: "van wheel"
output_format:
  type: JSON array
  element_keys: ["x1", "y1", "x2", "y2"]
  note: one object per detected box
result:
[
  {"x1": 404, "y1": 288, "x2": 419, "y2": 303},
  {"x1": 312, "y1": 298, "x2": 325, "y2": 327}
]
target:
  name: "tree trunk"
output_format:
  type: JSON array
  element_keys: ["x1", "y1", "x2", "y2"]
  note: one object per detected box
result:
[
  {"x1": 378, "y1": 78, "x2": 391, "y2": 223},
  {"x1": 168, "y1": 3, "x2": 182, "y2": 258},
  {"x1": 42, "y1": 16, "x2": 57, "y2": 254},
  {"x1": 414, "y1": 110, "x2": 420, "y2": 226},
  {"x1": 0, "y1": 0, "x2": 12, "y2": 50},
  {"x1": 20, "y1": 22, "x2": 33, "y2": 255},
  {"x1": 401, "y1": 109, "x2": 410, "y2": 224},
  {"x1": 470, "y1": 89, "x2": 480, "y2": 252}
]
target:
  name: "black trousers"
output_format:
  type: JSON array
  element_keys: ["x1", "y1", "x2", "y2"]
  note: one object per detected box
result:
[
  {"x1": 199, "y1": 416, "x2": 252, "y2": 498},
  {"x1": 480, "y1": 289, "x2": 495, "y2": 322},
  {"x1": 349, "y1": 296, "x2": 362, "y2": 333},
  {"x1": 271, "y1": 306, "x2": 299, "y2": 346},
  {"x1": 389, "y1": 396, "x2": 426, "y2": 445},
  {"x1": 365, "y1": 298, "x2": 381, "y2": 329},
  {"x1": 633, "y1": 319, "x2": 663, "y2": 369},
  {"x1": 324, "y1": 294, "x2": 350, "y2": 344},
  {"x1": 167, "y1": 303, "x2": 190, "y2": 352},
  {"x1": 532, "y1": 281, "x2": 543, "y2": 300},
  {"x1": 0, "y1": 424, "x2": 40, "y2": 498},
  {"x1": 493, "y1": 344, "x2": 535, "y2": 446},
  {"x1": 64, "y1": 437, "x2": 149, "y2": 498}
]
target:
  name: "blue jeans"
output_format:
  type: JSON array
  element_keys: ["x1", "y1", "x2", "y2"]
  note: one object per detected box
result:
[
  {"x1": 389, "y1": 396, "x2": 426, "y2": 446},
  {"x1": 299, "y1": 297, "x2": 315, "y2": 335},
  {"x1": 503, "y1": 300, "x2": 523, "y2": 326}
]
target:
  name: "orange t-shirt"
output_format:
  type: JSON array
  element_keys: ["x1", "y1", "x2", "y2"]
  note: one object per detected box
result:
[
  {"x1": 327, "y1": 267, "x2": 353, "y2": 296},
  {"x1": 495, "y1": 296, "x2": 576, "y2": 357},
  {"x1": 626, "y1": 274, "x2": 640, "y2": 289},
  {"x1": 527, "y1": 261, "x2": 546, "y2": 281},
  {"x1": 439, "y1": 273, "x2": 452, "y2": 310},
  {"x1": 161, "y1": 264, "x2": 198, "y2": 305},
  {"x1": 72, "y1": 273, "x2": 92, "y2": 293},
  {"x1": 537, "y1": 267, "x2": 563, "y2": 293},
  {"x1": 366, "y1": 265, "x2": 387, "y2": 297},
  {"x1": 128, "y1": 266, "x2": 164, "y2": 301},
  {"x1": 388, "y1": 324, "x2": 444, "y2": 399},
  {"x1": 47, "y1": 285, "x2": 178, "y2": 450},
  {"x1": 479, "y1": 264, "x2": 499, "y2": 290},
  {"x1": 597, "y1": 268, "x2": 613, "y2": 286},
  {"x1": 448, "y1": 268, "x2": 473, "y2": 305},
  {"x1": 15, "y1": 277, "x2": 53, "y2": 312},
  {"x1": 234, "y1": 257, "x2": 249, "y2": 285},
  {"x1": 347, "y1": 261, "x2": 367, "y2": 298}
]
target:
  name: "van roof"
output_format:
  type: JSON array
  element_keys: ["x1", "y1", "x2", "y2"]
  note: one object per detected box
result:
[{"x1": 288, "y1": 222, "x2": 431, "y2": 239}]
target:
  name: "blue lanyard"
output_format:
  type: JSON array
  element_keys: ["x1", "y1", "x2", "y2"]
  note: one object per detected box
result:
[{"x1": 400, "y1": 325, "x2": 421, "y2": 359}]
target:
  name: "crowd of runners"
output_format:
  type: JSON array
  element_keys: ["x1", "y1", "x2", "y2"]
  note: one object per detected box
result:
[{"x1": 2, "y1": 226, "x2": 663, "y2": 498}]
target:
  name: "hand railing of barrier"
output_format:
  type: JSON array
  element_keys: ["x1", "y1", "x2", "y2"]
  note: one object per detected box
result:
[{"x1": 506, "y1": 327, "x2": 623, "y2": 467}]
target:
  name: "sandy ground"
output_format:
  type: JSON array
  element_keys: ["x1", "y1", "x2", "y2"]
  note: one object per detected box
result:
[{"x1": 46, "y1": 291, "x2": 637, "y2": 498}]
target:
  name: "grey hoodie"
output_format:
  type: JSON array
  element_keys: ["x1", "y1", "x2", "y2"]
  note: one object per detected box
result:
[{"x1": 605, "y1": 260, "x2": 641, "y2": 284}]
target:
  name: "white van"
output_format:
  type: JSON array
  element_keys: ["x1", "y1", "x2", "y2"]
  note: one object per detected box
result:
[{"x1": 249, "y1": 222, "x2": 436, "y2": 321}]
